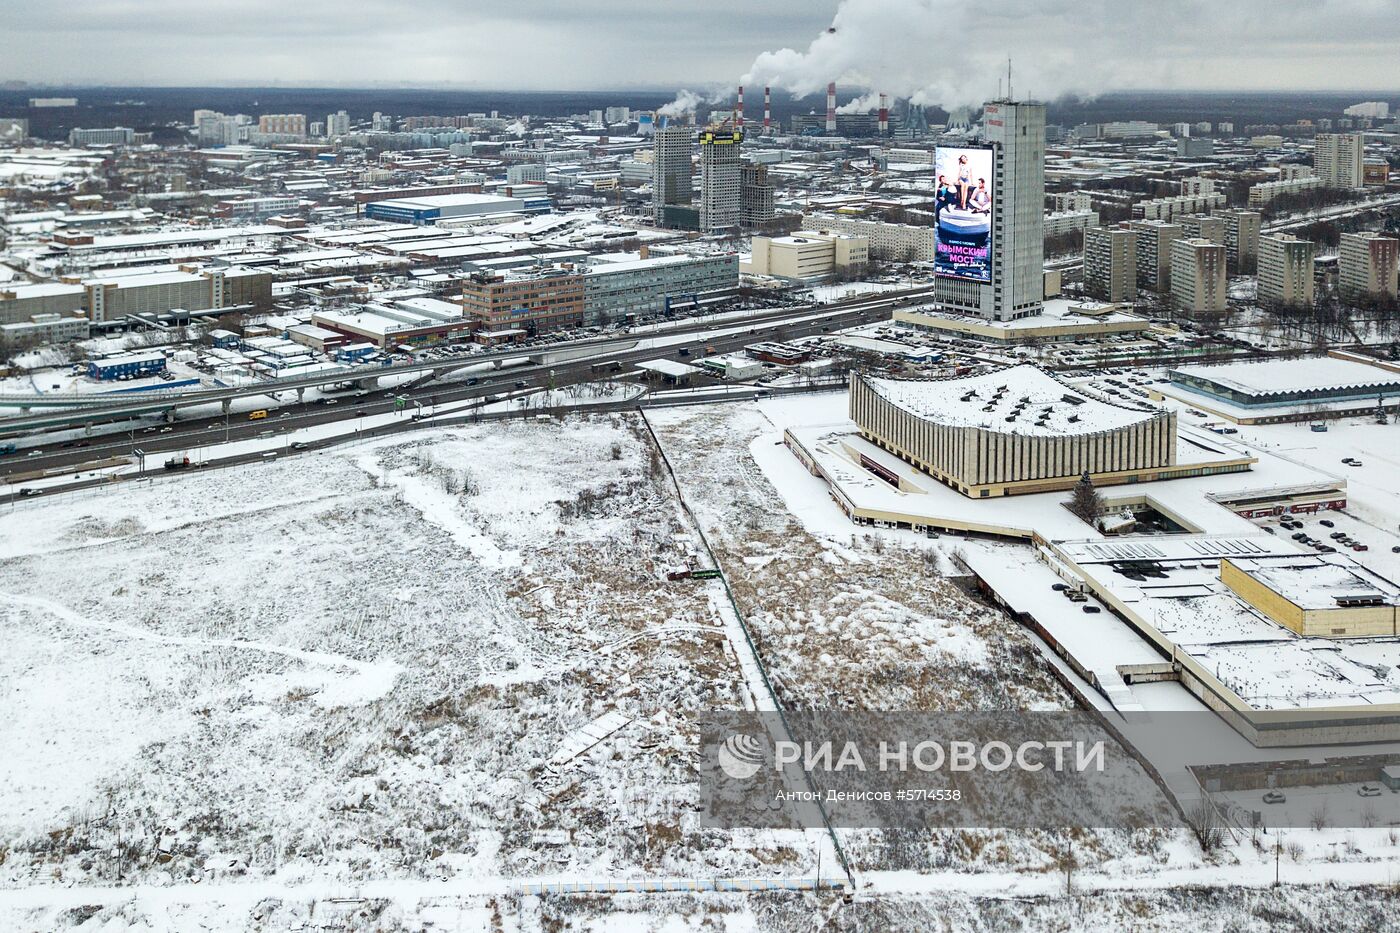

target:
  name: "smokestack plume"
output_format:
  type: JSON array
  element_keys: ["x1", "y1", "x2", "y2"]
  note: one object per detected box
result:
[
  {"x1": 878, "y1": 92, "x2": 888, "y2": 136},
  {"x1": 763, "y1": 86, "x2": 772, "y2": 133},
  {"x1": 825, "y1": 81, "x2": 837, "y2": 134},
  {"x1": 736, "y1": 85, "x2": 744, "y2": 127}
]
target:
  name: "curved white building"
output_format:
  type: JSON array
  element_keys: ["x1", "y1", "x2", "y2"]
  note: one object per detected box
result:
[{"x1": 850, "y1": 365, "x2": 1182, "y2": 497}]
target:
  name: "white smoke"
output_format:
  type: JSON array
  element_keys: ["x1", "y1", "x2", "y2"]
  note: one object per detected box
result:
[
  {"x1": 741, "y1": 0, "x2": 1396, "y2": 111},
  {"x1": 836, "y1": 92, "x2": 883, "y2": 115},
  {"x1": 657, "y1": 89, "x2": 705, "y2": 118}
]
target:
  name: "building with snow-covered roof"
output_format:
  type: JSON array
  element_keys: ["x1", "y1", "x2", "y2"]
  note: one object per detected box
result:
[
  {"x1": 1168, "y1": 355, "x2": 1400, "y2": 410},
  {"x1": 849, "y1": 364, "x2": 1192, "y2": 498},
  {"x1": 1221, "y1": 554, "x2": 1400, "y2": 638},
  {"x1": 312, "y1": 301, "x2": 472, "y2": 348},
  {"x1": 363, "y1": 192, "x2": 531, "y2": 225}
]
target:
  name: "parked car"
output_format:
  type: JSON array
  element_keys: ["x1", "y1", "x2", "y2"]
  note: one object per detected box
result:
[
  {"x1": 1082, "y1": 605, "x2": 1101, "y2": 614},
  {"x1": 1319, "y1": 519, "x2": 1334, "y2": 528},
  {"x1": 1358, "y1": 784, "x2": 1382, "y2": 798},
  {"x1": 1262, "y1": 790, "x2": 1286, "y2": 804}
]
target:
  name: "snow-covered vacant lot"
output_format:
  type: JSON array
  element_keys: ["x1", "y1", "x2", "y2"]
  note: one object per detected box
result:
[{"x1": 1, "y1": 408, "x2": 1397, "y2": 930}]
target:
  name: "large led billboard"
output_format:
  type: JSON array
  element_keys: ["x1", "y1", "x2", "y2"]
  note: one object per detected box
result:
[{"x1": 933, "y1": 146, "x2": 994, "y2": 283}]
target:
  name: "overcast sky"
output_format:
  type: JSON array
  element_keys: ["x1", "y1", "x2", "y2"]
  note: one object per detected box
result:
[{"x1": 3, "y1": 0, "x2": 1397, "y2": 102}]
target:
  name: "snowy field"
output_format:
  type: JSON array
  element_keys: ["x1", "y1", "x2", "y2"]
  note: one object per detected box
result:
[
  {"x1": 4, "y1": 404, "x2": 1400, "y2": 930},
  {"x1": 0, "y1": 414, "x2": 826, "y2": 929}
]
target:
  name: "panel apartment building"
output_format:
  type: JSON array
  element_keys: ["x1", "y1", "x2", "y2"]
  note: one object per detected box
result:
[
  {"x1": 1257, "y1": 234, "x2": 1315, "y2": 308},
  {"x1": 1083, "y1": 225, "x2": 1137, "y2": 303},
  {"x1": 1339, "y1": 232, "x2": 1400, "y2": 300},
  {"x1": 801, "y1": 213, "x2": 936, "y2": 262},
  {"x1": 1170, "y1": 237, "x2": 1228, "y2": 314}
]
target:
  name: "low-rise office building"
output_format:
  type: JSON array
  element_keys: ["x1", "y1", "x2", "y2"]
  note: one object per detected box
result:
[
  {"x1": 460, "y1": 267, "x2": 584, "y2": 336},
  {"x1": 0, "y1": 313, "x2": 89, "y2": 351},
  {"x1": 742, "y1": 229, "x2": 869, "y2": 283},
  {"x1": 583, "y1": 252, "x2": 738, "y2": 325}
]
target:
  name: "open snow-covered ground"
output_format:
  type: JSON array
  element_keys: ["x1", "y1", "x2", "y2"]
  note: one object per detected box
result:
[
  {"x1": 5, "y1": 403, "x2": 1400, "y2": 930},
  {"x1": 0, "y1": 414, "x2": 825, "y2": 928}
]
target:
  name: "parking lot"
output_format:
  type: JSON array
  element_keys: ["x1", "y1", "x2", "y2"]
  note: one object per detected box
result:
[{"x1": 1212, "y1": 779, "x2": 1400, "y2": 831}]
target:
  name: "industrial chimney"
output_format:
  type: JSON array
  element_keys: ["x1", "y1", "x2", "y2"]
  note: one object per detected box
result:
[
  {"x1": 878, "y1": 93, "x2": 889, "y2": 136},
  {"x1": 736, "y1": 85, "x2": 744, "y2": 128},
  {"x1": 763, "y1": 86, "x2": 772, "y2": 134},
  {"x1": 826, "y1": 82, "x2": 837, "y2": 135}
]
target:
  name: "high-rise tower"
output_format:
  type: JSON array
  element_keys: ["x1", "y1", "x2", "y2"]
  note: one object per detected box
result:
[
  {"x1": 651, "y1": 124, "x2": 693, "y2": 226},
  {"x1": 932, "y1": 97, "x2": 1046, "y2": 322},
  {"x1": 699, "y1": 125, "x2": 743, "y2": 232}
]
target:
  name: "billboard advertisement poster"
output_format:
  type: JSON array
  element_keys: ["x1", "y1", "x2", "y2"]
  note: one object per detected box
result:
[{"x1": 934, "y1": 146, "x2": 994, "y2": 282}]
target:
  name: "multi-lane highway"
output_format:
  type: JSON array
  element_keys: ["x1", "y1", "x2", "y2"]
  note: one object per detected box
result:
[
  {"x1": 1, "y1": 286, "x2": 927, "y2": 488},
  {"x1": 0, "y1": 285, "x2": 934, "y2": 432}
]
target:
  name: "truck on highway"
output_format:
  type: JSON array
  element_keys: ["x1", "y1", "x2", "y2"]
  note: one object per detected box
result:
[
  {"x1": 163, "y1": 456, "x2": 194, "y2": 471},
  {"x1": 248, "y1": 410, "x2": 269, "y2": 420},
  {"x1": 0, "y1": 442, "x2": 15, "y2": 454}
]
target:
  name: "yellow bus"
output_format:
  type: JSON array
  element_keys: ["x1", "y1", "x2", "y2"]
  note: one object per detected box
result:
[{"x1": 248, "y1": 410, "x2": 268, "y2": 420}]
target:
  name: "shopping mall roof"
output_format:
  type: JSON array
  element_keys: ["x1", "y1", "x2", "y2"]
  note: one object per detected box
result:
[{"x1": 864, "y1": 364, "x2": 1163, "y2": 437}]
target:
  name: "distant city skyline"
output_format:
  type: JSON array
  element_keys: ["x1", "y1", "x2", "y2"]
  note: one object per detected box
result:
[{"x1": 2, "y1": 0, "x2": 1398, "y2": 106}]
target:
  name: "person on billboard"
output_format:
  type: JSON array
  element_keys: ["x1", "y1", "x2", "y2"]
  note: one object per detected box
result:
[
  {"x1": 935, "y1": 174, "x2": 955, "y2": 217},
  {"x1": 970, "y1": 178, "x2": 991, "y2": 213},
  {"x1": 955, "y1": 154, "x2": 973, "y2": 209}
]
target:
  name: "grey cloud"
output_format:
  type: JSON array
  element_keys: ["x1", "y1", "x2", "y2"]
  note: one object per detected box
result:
[{"x1": 0, "y1": 0, "x2": 1395, "y2": 96}]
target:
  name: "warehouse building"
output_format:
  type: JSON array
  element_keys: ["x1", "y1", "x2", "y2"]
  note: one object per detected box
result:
[
  {"x1": 364, "y1": 192, "x2": 538, "y2": 225},
  {"x1": 1168, "y1": 356, "x2": 1400, "y2": 410},
  {"x1": 83, "y1": 266, "x2": 273, "y2": 323},
  {"x1": 0, "y1": 266, "x2": 272, "y2": 325},
  {"x1": 849, "y1": 365, "x2": 1186, "y2": 498},
  {"x1": 87, "y1": 351, "x2": 167, "y2": 380},
  {"x1": 312, "y1": 298, "x2": 473, "y2": 348}
]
